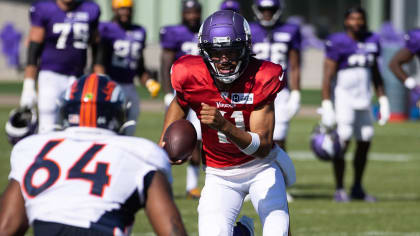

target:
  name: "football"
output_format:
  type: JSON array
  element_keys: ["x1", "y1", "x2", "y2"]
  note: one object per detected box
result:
[{"x1": 163, "y1": 119, "x2": 197, "y2": 162}]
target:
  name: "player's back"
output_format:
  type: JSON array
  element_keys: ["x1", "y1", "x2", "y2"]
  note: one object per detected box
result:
[{"x1": 9, "y1": 127, "x2": 171, "y2": 234}]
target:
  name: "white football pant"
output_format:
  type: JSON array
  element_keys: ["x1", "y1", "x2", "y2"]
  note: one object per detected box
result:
[{"x1": 37, "y1": 70, "x2": 76, "y2": 133}]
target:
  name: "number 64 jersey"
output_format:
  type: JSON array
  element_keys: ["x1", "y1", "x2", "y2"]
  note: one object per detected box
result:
[
  {"x1": 30, "y1": 0, "x2": 100, "y2": 77},
  {"x1": 325, "y1": 32, "x2": 381, "y2": 109},
  {"x1": 8, "y1": 127, "x2": 172, "y2": 235}
]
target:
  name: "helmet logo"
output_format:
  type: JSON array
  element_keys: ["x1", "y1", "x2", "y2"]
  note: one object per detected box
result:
[
  {"x1": 213, "y1": 36, "x2": 231, "y2": 43},
  {"x1": 83, "y1": 93, "x2": 94, "y2": 102}
]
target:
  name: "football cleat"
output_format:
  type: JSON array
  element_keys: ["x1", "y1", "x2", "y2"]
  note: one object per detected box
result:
[
  {"x1": 334, "y1": 189, "x2": 349, "y2": 203},
  {"x1": 5, "y1": 107, "x2": 38, "y2": 145},
  {"x1": 350, "y1": 186, "x2": 377, "y2": 202}
]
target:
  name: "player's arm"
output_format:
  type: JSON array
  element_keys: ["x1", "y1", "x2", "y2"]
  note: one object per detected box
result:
[
  {"x1": 0, "y1": 180, "x2": 29, "y2": 236},
  {"x1": 93, "y1": 37, "x2": 110, "y2": 74},
  {"x1": 201, "y1": 102, "x2": 275, "y2": 158},
  {"x1": 320, "y1": 57, "x2": 338, "y2": 128},
  {"x1": 20, "y1": 26, "x2": 45, "y2": 108},
  {"x1": 286, "y1": 48, "x2": 301, "y2": 119},
  {"x1": 145, "y1": 171, "x2": 187, "y2": 236},
  {"x1": 160, "y1": 49, "x2": 176, "y2": 94},
  {"x1": 159, "y1": 98, "x2": 189, "y2": 146},
  {"x1": 137, "y1": 54, "x2": 161, "y2": 98},
  {"x1": 372, "y1": 58, "x2": 390, "y2": 125},
  {"x1": 389, "y1": 48, "x2": 417, "y2": 88}
]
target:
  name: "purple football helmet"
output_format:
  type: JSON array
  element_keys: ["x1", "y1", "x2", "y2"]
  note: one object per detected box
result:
[
  {"x1": 252, "y1": 0, "x2": 284, "y2": 27},
  {"x1": 220, "y1": 0, "x2": 240, "y2": 13},
  {"x1": 198, "y1": 10, "x2": 251, "y2": 84},
  {"x1": 310, "y1": 124, "x2": 342, "y2": 161},
  {"x1": 5, "y1": 107, "x2": 38, "y2": 145},
  {"x1": 182, "y1": 0, "x2": 201, "y2": 12}
]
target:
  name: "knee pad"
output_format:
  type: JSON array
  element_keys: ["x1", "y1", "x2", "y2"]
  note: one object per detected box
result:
[
  {"x1": 356, "y1": 125, "x2": 374, "y2": 141},
  {"x1": 337, "y1": 124, "x2": 353, "y2": 142}
]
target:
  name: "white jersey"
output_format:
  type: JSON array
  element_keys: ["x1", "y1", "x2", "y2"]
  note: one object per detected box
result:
[{"x1": 9, "y1": 127, "x2": 171, "y2": 235}]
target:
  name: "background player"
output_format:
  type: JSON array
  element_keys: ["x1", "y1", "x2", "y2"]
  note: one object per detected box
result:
[
  {"x1": 0, "y1": 74, "x2": 187, "y2": 236},
  {"x1": 161, "y1": 10, "x2": 295, "y2": 235},
  {"x1": 94, "y1": 0, "x2": 161, "y2": 136},
  {"x1": 160, "y1": 0, "x2": 202, "y2": 199},
  {"x1": 389, "y1": 28, "x2": 420, "y2": 90},
  {"x1": 19, "y1": 0, "x2": 101, "y2": 133},
  {"x1": 321, "y1": 7, "x2": 390, "y2": 202},
  {"x1": 250, "y1": 0, "x2": 301, "y2": 151},
  {"x1": 220, "y1": 0, "x2": 241, "y2": 13}
]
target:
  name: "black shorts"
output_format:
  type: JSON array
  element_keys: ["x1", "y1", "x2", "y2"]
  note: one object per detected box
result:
[{"x1": 33, "y1": 220, "x2": 111, "y2": 236}]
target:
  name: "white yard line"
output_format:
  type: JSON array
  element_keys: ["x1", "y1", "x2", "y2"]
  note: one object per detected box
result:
[{"x1": 289, "y1": 151, "x2": 416, "y2": 162}]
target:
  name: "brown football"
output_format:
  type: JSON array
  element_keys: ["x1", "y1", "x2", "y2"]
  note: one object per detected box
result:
[{"x1": 163, "y1": 119, "x2": 197, "y2": 162}]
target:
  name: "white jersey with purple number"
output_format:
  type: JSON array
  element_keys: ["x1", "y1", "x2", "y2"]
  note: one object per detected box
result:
[
  {"x1": 9, "y1": 127, "x2": 171, "y2": 235},
  {"x1": 30, "y1": 0, "x2": 100, "y2": 76},
  {"x1": 325, "y1": 32, "x2": 381, "y2": 109}
]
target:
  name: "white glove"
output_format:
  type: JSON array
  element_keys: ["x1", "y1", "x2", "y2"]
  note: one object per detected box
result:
[
  {"x1": 19, "y1": 78, "x2": 37, "y2": 108},
  {"x1": 275, "y1": 146, "x2": 296, "y2": 187},
  {"x1": 378, "y1": 96, "x2": 390, "y2": 126},
  {"x1": 404, "y1": 77, "x2": 417, "y2": 90},
  {"x1": 286, "y1": 90, "x2": 301, "y2": 119},
  {"x1": 164, "y1": 93, "x2": 175, "y2": 107},
  {"x1": 321, "y1": 100, "x2": 335, "y2": 128}
]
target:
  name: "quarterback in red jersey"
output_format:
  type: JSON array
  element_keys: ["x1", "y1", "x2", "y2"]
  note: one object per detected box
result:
[{"x1": 160, "y1": 10, "x2": 296, "y2": 236}]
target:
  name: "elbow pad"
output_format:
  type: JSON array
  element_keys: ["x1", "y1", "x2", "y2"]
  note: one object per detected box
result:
[{"x1": 27, "y1": 41, "x2": 43, "y2": 66}]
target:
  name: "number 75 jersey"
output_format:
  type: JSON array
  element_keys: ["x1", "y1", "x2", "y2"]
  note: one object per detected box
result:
[
  {"x1": 8, "y1": 128, "x2": 171, "y2": 234},
  {"x1": 30, "y1": 1, "x2": 100, "y2": 77}
]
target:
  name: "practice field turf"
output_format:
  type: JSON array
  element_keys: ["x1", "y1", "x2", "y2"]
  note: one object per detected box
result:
[{"x1": 0, "y1": 107, "x2": 419, "y2": 235}]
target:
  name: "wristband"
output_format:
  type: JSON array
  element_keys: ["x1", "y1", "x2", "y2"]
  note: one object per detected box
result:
[{"x1": 239, "y1": 132, "x2": 260, "y2": 155}]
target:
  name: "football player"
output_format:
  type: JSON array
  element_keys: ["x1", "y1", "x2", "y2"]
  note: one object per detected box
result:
[
  {"x1": 220, "y1": 0, "x2": 241, "y2": 13},
  {"x1": 160, "y1": 0, "x2": 203, "y2": 199},
  {"x1": 94, "y1": 0, "x2": 161, "y2": 136},
  {"x1": 249, "y1": 0, "x2": 301, "y2": 202},
  {"x1": 250, "y1": 0, "x2": 301, "y2": 151},
  {"x1": 19, "y1": 0, "x2": 101, "y2": 133},
  {"x1": 389, "y1": 28, "x2": 420, "y2": 89},
  {"x1": 0, "y1": 74, "x2": 187, "y2": 236},
  {"x1": 160, "y1": 10, "x2": 296, "y2": 235},
  {"x1": 321, "y1": 7, "x2": 390, "y2": 202}
]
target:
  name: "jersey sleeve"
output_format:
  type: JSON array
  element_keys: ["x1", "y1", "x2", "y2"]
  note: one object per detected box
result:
[
  {"x1": 160, "y1": 26, "x2": 177, "y2": 50},
  {"x1": 171, "y1": 59, "x2": 189, "y2": 108},
  {"x1": 325, "y1": 35, "x2": 340, "y2": 61},
  {"x1": 404, "y1": 30, "x2": 420, "y2": 54},
  {"x1": 257, "y1": 64, "x2": 285, "y2": 107},
  {"x1": 29, "y1": 2, "x2": 47, "y2": 27},
  {"x1": 291, "y1": 25, "x2": 302, "y2": 51}
]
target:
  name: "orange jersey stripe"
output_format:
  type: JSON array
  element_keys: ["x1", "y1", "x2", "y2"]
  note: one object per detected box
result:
[{"x1": 80, "y1": 74, "x2": 99, "y2": 127}]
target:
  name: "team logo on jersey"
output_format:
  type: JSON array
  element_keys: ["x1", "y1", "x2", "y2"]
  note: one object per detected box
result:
[
  {"x1": 274, "y1": 32, "x2": 291, "y2": 42},
  {"x1": 231, "y1": 93, "x2": 254, "y2": 104},
  {"x1": 83, "y1": 93, "x2": 93, "y2": 102}
]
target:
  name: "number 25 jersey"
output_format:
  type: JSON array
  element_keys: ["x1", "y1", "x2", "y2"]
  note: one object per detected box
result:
[
  {"x1": 8, "y1": 127, "x2": 171, "y2": 235},
  {"x1": 171, "y1": 55, "x2": 285, "y2": 168},
  {"x1": 30, "y1": 0, "x2": 100, "y2": 76}
]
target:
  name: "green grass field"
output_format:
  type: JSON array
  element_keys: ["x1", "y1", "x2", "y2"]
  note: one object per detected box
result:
[{"x1": 0, "y1": 96, "x2": 419, "y2": 235}]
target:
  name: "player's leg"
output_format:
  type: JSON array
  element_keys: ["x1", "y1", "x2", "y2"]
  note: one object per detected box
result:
[
  {"x1": 351, "y1": 109, "x2": 376, "y2": 202},
  {"x1": 120, "y1": 84, "x2": 140, "y2": 136},
  {"x1": 333, "y1": 98, "x2": 355, "y2": 201},
  {"x1": 38, "y1": 71, "x2": 72, "y2": 133},
  {"x1": 249, "y1": 162, "x2": 289, "y2": 236},
  {"x1": 198, "y1": 173, "x2": 245, "y2": 236},
  {"x1": 186, "y1": 109, "x2": 201, "y2": 199}
]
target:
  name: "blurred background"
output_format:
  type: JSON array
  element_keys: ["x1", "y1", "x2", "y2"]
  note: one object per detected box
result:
[{"x1": 1, "y1": 0, "x2": 420, "y2": 120}]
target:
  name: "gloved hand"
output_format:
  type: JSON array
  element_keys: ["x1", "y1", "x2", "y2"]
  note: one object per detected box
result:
[
  {"x1": 286, "y1": 90, "x2": 301, "y2": 120},
  {"x1": 19, "y1": 78, "x2": 37, "y2": 108},
  {"x1": 275, "y1": 146, "x2": 296, "y2": 187},
  {"x1": 321, "y1": 99, "x2": 335, "y2": 128},
  {"x1": 145, "y1": 79, "x2": 161, "y2": 98},
  {"x1": 404, "y1": 77, "x2": 418, "y2": 90},
  {"x1": 378, "y1": 96, "x2": 390, "y2": 126}
]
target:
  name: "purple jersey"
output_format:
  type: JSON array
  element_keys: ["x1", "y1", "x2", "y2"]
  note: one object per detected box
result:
[
  {"x1": 159, "y1": 24, "x2": 199, "y2": 60},
  {"x1": 404, "y1": 29, "x2": 420, "y2": 56},
  {"x1": 249, "y1": 22, "x2": 301, "y2": 70},
  {"x1": 99, "y1": 22, "x2": 146, "y2": 84},
  {"x1": 325, "y1": 32, "x2": 381, "y2": 71},
  {"x1": 30, "y1": 0, "x2": 100, "y2": 76}
]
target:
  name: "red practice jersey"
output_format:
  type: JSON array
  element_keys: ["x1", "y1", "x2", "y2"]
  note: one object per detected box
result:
[{"x1": 171, "y1": 55, "x2": 285, "y2": 168}]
